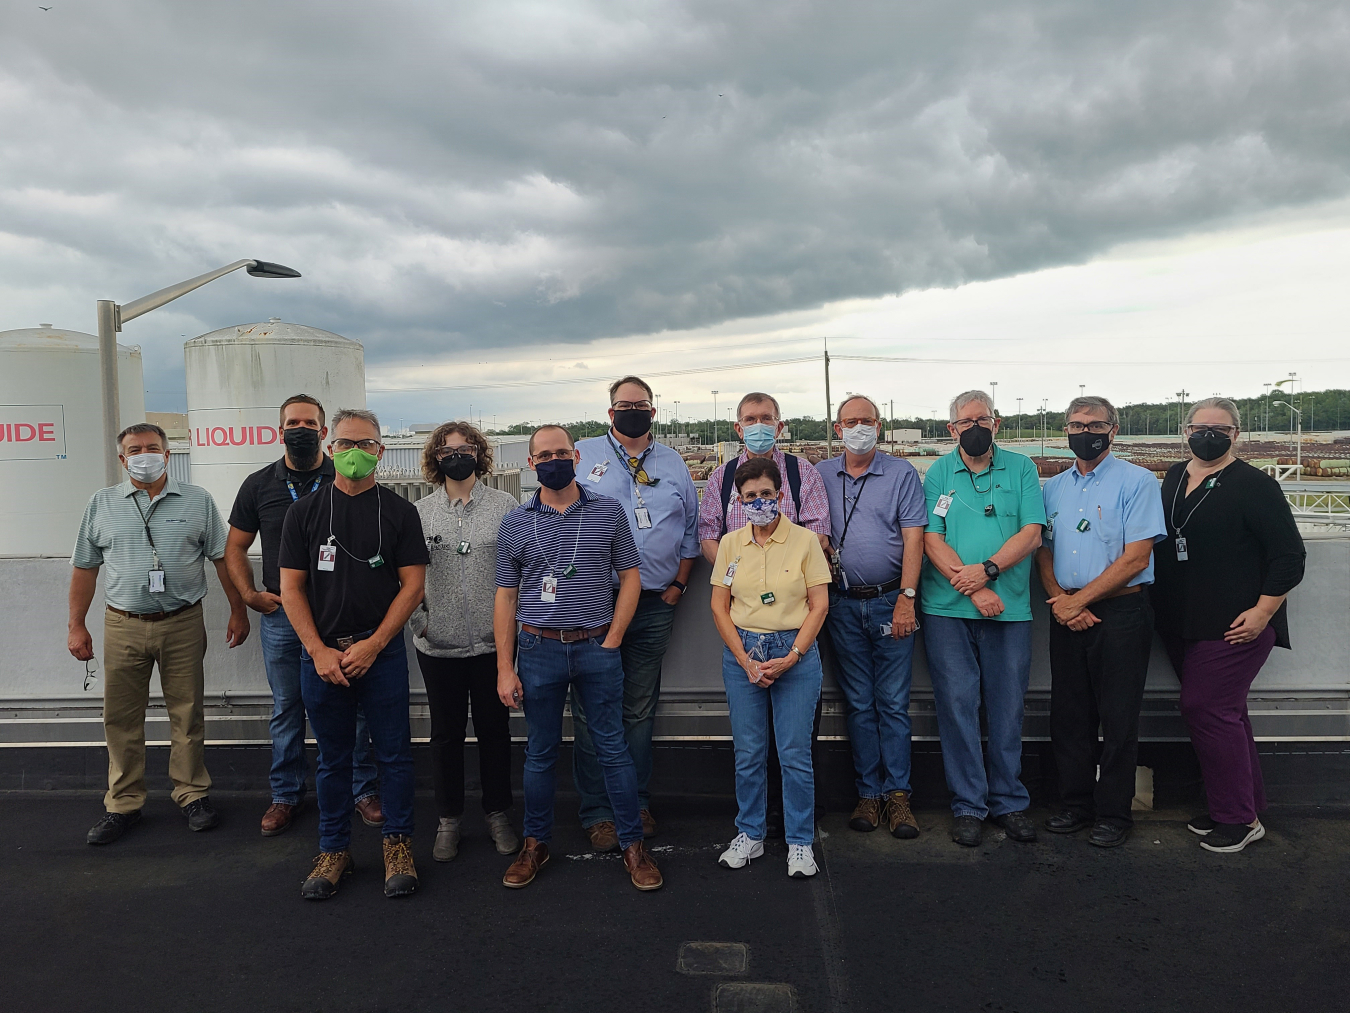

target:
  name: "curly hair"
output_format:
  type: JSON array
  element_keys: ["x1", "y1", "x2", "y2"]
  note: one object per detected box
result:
[{"x1": 421, "y1": 421, "x2": 494, "y2": 484}]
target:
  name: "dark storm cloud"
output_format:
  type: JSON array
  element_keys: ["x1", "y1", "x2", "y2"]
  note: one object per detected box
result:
[{"x1": 2, "y1": 0, "x2": 1348, "y2": 389}]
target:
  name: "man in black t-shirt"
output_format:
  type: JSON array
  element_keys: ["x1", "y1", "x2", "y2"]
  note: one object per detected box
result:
[
  {"x1": 279, "y1": 408, "x2": 429, "y2": 901},
  {"x1": 226, "y1": 394, "x2": 383, "y2": 838}
]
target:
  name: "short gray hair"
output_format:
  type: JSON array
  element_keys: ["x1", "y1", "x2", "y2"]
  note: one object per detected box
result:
[
  {"x1": 949, "y1": 390, "x2": 993, "y2": 422},
  {"x1": 331, "y1": 408, "x2": 381, "y2": 434},
  {"x1": 836, "y1": 394, "x2": 881, "y2": 423},
  {"x1": 1185, "y1": 397, "x2": 1241, "y2": 429},
  {"x1": 1065, "y1": 396, "x2": 1118, "y2": 427}
]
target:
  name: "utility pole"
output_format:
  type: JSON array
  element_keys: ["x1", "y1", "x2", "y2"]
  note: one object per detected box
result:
[
  {"x1": 824, "y1": 338, "x2": 833, "y2": 456},
  {"x1": 1176, "y1": 390, "x2": 1189, "y2": 437},
  {"x1": 989, "y1": 381, "x2": 997, "y2": 412},
  {"x1": 712, "y1": 391, "x2": 719, "y2": 448},
  {"x1": 1016, "y1": 397, "x2": 1023, "y2": 441},
  {"x1": 1039, "y1": 399, "x2": 1047, "y2": 457}
]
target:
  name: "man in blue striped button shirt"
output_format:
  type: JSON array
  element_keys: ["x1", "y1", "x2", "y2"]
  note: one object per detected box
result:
[{"x1": 493, "y1": 424, "x2": 663, "y2": 891}]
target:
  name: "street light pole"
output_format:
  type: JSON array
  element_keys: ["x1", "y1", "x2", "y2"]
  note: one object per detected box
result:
[
  {"x1": 1016, "y1": 397, "x2": 1023, "y2": 441},
  {"x1": 97, "y1": 258, "x2": 300, "y2": 487},
  {"x1": 712, "y1": 390, "x2": 719, "y2": 447},
  {"x1": 1274, "y1": 401, "x2": 1302, "y2": 478}
]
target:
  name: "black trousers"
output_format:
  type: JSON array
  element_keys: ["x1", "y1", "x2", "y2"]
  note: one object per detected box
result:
[
  {"x1": 1048, "y1": 590, "x2": 1154, "y2": 828},
  {"x1": 415, "y1": 650, "x2": 514, "y2": 818}
]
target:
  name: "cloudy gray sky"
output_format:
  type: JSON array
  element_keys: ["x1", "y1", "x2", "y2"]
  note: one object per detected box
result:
[{"x1": 3, "y1": 0, "x2": 1349, "y2": 424}]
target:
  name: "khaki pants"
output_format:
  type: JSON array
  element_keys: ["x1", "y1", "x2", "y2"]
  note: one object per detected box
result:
[{"x1": 102, "y1": 602, "x2": 210, "y2": 812}]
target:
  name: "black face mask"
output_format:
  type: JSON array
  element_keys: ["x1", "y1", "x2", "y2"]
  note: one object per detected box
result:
[
  {"x1": 612, "y1": 409, "x2": 653, "y2": 439},
  {"x1": 283, "y1": 426, "x2": 322, "y2": 468},
  {"x1": 535, "y1": 458, "x2": 576, "y2": 490},
  {"x1": 1068, "y1": 431, "x2": 1111, "y2": 461},
  {"x1": 1188, "y1": 430, "x2": 1232, "y2": 462},
  {"x1": 437, "y1": 455, "x2": 477, "y2": 482},
  {"x1": 958, "y1": 424, "x2": 994, "y2": 457}
]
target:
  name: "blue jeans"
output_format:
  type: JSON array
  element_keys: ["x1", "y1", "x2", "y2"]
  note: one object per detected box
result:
[
  {"x1": 300, "y1": 634, "x2": 415, "y2": 852},
  {"x1": 516, "y1": 632, "x2": 642, "y2": 848},
  {"x1": 570, "y1": 595, "x2": 677, "y2": 826},
  {"x1": 922, "y1": 613, "x2": 1032, "y2": 819},
  {"x1": 259, "y1": 608, "x2": 378, "y2": 806},
  {"x1": 722, "y1": 628, "x2": 824, "y2": 846},
  {"x1": 826, "y1": 590, "x2": 915, "y2": 797}
]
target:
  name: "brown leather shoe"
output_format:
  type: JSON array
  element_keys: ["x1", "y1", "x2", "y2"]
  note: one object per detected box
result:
[
  {"x1": 382, "y1": 834, "x2": 418, "y2": 898},
  {"x1": 884, "y1": 789, "x2": 920, "y2": 839},
  {"x1": 623, "y1": 840, "x2": 664, "y2": 891},
  {"x1": 640, "y1": 809, "x2": 658, "y2": 838},
  {"x1": 261, "y1": 801, "x2": 302, "y2": 837},
  {"x1": 355, "y1": 795, "x2": 385, "y2": 827},
  {"x1": 503, "y1": 837, "x2": 549, "y2": 888},
  {"x1": 301, "y1": 850, "x2": 354, "y2": 900},
  {"x1": 849, "y1": 796, "x2": 882, "y2": 832},
  {"x1": 587, "y1": 820, "x2": 619, "y2": 852}
]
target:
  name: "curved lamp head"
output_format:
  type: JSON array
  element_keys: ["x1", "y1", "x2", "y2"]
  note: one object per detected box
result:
[{"x1": 247, "y1": 260, "x2": 302, "y2": 279}]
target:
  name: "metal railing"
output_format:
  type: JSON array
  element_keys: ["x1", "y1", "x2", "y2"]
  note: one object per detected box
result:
[{"x1": 1279, "y1": 482, "x2": 1350, "y2": 528}]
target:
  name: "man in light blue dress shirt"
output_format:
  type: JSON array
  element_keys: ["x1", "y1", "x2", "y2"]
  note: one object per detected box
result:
[
  {"x1": 1036, "y1": 396, "x2": 1167, "y2": 849},
  {"x1": 573, "y1": 376, "x2": 701, "y2": 849}
]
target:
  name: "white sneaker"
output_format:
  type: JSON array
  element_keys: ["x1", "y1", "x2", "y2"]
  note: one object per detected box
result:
[
  {"x1": 787, "y1": 843, "x2": 818, "y2": 878},
  {"x1": 718, "y1": 833, "x2": 765, "y2": 869}
]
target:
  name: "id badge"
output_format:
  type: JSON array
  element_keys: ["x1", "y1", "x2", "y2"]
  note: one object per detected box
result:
[
  {"x1": 541, "y1": 574, "x2": 558, "y2": 602},
  {"x1": 1175, "y1": 536, "x2": 1188, "y2": 561},
  {"x1": 456, "y1": 540, "x2": 471, "y2": 555},
  {"x1": 635, "y1": 507, "x2": 652, "y2": 529},
  {"x1": 722, "y1": 561, "x2": 739, "y2": 587},
  {"x1": 880, "y1": 622, "x2": 893, "y2": 636},
  {"x1": 587, "y1": 462, "x2": 608, "y2": 483},
  {"x1": 934, "y1": 493, "x2": 953, "y2": 518},
  {"x1": 1076, "y1": 518, "x2": 1091, "y2": 533},
  {"x1": 760, "y1": 591, "x2": 776, "y2": 604},
  {"x1": 318, "y1": 544, "x2": 337, "y2": 571},
  {"x1": 148, "y1": 568, "x2": 166, "y2": 593}
]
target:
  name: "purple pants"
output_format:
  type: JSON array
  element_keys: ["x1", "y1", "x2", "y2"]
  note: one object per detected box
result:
[{"x1": 1165, "y1": 626, "x2": 1276, "y2": 825}]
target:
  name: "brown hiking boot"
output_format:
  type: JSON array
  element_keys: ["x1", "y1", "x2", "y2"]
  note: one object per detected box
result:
[
  {"x1": 301, "y1": 850, "x2": 354, "y2": 900},
  {"x1": 382, "y1": 835, "x2": 418, "y2": 898},
  {"x1": 849, "y1": 796, "x2": 882, "y2": 832},
  {"x1": 884, "y1": 790, "x2": 920, "y2": 839},
  {"x1": 503, "y1": 837, "x2": 550, "y2": 888},
  {"x1": 640, "y1": 809, "x2": 658, "y2": 838},
  {"x1": 355, "y1": 795, "x2": 385, "y2": 827},
  {"x1": 261, "y1": 801, "x2": 301, "y2": 837},
  {"x1": 587, "y1": 820, "x2": 619, "y2": 852},
  {"x1": 623, "y1": 840, "x2": 664, "y2": 891}
]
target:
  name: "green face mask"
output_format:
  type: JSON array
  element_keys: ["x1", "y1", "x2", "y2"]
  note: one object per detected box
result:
[{"x1": 333, "y1": 447, "x2": 379, "y2": 480}]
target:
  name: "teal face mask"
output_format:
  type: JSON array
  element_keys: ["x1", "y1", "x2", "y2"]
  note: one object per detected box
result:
[{"x1": 741, "y1": 423, "x2": 777, "y2": 454}]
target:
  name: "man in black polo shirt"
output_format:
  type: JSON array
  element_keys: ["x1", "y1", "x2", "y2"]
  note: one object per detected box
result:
[
  {"x1": 227, "y1": 394, "x2": 383, "y2": 838},
  {"x1": 279, "y1": 408, "x2": 428, "y2": 900}
]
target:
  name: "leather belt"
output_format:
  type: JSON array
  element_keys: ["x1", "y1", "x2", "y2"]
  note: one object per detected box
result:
[
  {"x1": 833, "y1": 576, "x2": 906, "y2": 600},
  {"x1": 1062, "y1": 585, "x2": 1142, "y2": 599},
  {"x1": 521, "y1": 622, "x2": 611, "y2": 644},
  {"x1": 106, "y1": 601, "x2": 200, "y2": 622}
]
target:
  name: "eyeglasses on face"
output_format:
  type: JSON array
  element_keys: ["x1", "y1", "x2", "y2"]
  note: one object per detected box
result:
[
  {"x1": 840, "y1": 417, "x2": 879, "y2": 428},
  {"x1": 331, "y1": 439, "x2": 381, "y2": 453},
  {"x1": 951, "y1": 417, "x2": 996, "y2": 432},
  {"x1": 434, "y1": 446, "x2": 478, "y2": 461},
  {"x1": 1185, "y1": 424, "x2": 1238, "y2": 436},
  {"x1": 739, "y1": 413, "x2": 778, "y2": 426},
  {"x1": 612, "y1": 401, "x2": 654, "y2": 412},
  {"x1": 1065, "y1": 421, "x2": 1114, "y2": 435},
  {"x1": 532, "y1": 449, "x2": 574, "y2": 463}
]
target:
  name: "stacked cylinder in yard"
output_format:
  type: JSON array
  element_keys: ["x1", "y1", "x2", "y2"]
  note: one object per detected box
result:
[
  {"x1": 0, "y1": 327, "x2": 145, "y2": 557},
  {"x1": 184, "y1": 319, "x2": 365, "y2": 516}
]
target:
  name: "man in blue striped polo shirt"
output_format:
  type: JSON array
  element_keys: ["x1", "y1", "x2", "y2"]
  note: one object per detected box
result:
[{"x1": 493, "y1": 424, "x2": 663, "y2": 892}]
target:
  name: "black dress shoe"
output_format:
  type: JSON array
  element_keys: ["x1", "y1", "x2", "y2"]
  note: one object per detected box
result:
[
  {"x1": 183, "y1": 797, "x2": 220, "y2": 832},
  {"x1": 87, "y1": 810, "x2": 141, "y2": 845},
  {"x1": 951, "y1": 815, "x2": 982, "y2": 847},
  {"x1": 1044, "y1": 809, "x2": 1092, "y2": 834},
  {"x1": 1088, "y1": 821, "x2": 1130, "y2": 848},
  {"x1": 993, "y1": 811, "x2": 1037, "y2": 843}
]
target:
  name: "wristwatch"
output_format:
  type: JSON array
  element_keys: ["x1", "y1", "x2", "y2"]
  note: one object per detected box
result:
[
  {"x1": 982, "y1": 560, "x2": 1000, "y2": 581},
  {"x1": 670, "y1": 580, "x2": 687, "y2": 595},
  {"x1": 900, "y1": 587, "x2": 917, "y2": 599}
]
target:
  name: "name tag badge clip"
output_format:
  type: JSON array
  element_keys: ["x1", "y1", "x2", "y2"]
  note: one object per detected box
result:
[
  {"x1": 368, "y1": 554, "x2": 385, "y2": 569},
  {"x1": 722, "y1": 557, "x2": 740, "y2": 587},
  {"x1": 456, "y1": 540, "x2": 471, "y2": 555},
  {"x1": 1076, "y1": 518, "x2": 1091, "y2": 533},
  {"x1": 760, "y1": 591, "x2": 776, "y2": 605},
  {"x1": 634, "y1": 506, "x2": 652, "y2": 530},
  {"x1": 318, "y1": 543, "x2": 337, "y2": 571},
  {"x1": 559, "y1": 563, "x2": 578, "y2": 578},
  {"x1": 1175, "y1": 536, "x2": 1189, "y2": 561},
  {"x1": 148, "y1": 568, "x2": 166, "y2": 593},
  {"x1": 541, "y1": 573, "x2": 558, "y2": 602},
  {"x1": 984, "y1": 503, "x2": 995, "y2": 517},
  {"x1": 934, "y1": 493, "x2": 953, "y2": 518},
  {"x1": 586, "y1": 462, "x2": 608, "y2": 483}
]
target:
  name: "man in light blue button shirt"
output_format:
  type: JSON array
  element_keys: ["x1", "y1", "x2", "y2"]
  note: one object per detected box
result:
[
  {"x1": 1036, "y1": 396, "x2": 1167, "y2": 848},
  {"x1": 572, "y1": 375, "x2": 701, "y2": 847}
]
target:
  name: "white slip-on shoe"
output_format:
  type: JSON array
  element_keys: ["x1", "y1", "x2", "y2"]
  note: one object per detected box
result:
[
  {"x1": 787, "y1": 843, "x2": 819, "y2": 878},
  {"x1": 718, "y1": 832, "x2": 765, "y2": 869}
]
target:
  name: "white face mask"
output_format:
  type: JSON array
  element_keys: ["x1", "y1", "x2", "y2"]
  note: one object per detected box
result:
[
  {"x1": 841, "y1": 424, "x2": 878, "y2": 454},
  {"x1": 125, "y1": 452, "x2": 168, "y2": 484}
]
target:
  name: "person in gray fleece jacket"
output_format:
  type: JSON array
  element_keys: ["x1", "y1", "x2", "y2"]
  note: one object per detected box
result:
[{"x1": 409, "y1": 422, "x2": 521, "y2": 862}]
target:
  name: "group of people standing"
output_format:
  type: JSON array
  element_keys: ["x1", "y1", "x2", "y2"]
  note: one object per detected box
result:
[{"x1": 65, "y1": 377, "x2": 1305, "y2": 901}]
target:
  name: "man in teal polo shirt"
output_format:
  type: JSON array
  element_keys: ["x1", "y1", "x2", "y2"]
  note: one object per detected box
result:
[{"x1": 921, "y1": 390, "x2": 1045, "y2": 848}]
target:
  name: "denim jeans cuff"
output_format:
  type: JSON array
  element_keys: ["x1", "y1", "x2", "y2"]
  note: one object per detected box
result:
[{"x1": 355, "y1": 791, "x2": 378, "y2": 804}]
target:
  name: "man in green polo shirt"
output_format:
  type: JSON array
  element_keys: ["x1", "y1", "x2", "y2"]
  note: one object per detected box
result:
[
  {"x1": 68, "y1": 422, "x2": 248, "y2": 846},
  {"x1": 920, "y1": 390, "x2": 1045, "y2": 848}
]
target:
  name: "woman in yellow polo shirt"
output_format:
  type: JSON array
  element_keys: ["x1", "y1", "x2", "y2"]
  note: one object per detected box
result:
[{"x1": 710, "y1": 456, "x2": 831, "y2": 878}]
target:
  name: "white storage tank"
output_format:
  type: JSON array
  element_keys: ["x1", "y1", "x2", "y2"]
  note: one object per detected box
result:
[
  {"x1": 0, "y1": 326, "x2": 145, "y2": 557},
  {"x1": 184, "y1": 319, "x2": 366, "y2": 517}
]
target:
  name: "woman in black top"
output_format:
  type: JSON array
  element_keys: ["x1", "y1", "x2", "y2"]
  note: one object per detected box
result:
[{"x1": 1153, "y1": 398, "x2": 1305, "y2": 854}]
